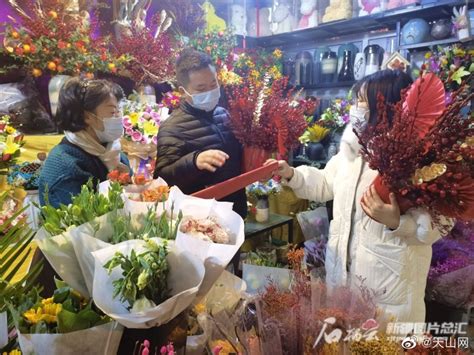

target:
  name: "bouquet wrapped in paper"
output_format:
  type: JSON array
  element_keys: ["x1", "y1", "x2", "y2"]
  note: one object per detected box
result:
[
  {"x1": 92, "y1": 238, "x2": 205, "y2": 328},
  {"x1": 121, "y1": 100, "x2": 168, "y2": 174},
  {"x1": 10, "y1": 283, "x2": 123, "y2": 355},
  {"x1": 70, "y1": 203, "x2": 181, "y2": 296},
  {"x1": 174, "y1": 192, "x2": 245, "y2": 297},
  {"x1": 35, "y1": 181, "x2": 124, "y2": 296},
  {"x1": 101, "y1": 173, "x2": 170, "y2": 215},
  {"x1": 355, "y1": 72, "x2": 474, "y2": 225}
]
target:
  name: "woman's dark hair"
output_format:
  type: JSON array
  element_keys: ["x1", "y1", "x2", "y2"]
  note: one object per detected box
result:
[
  {"x1": 176, "y1": 48, "x2": 214, "y2": 87},
  {"x1": 56, "y1": 77, "x2": 124, "y2": 132},
  {"x1": 352, "y1": 69, "x2": 413, "y2": 126}
]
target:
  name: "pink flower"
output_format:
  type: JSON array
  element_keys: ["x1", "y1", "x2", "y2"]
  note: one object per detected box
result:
[
  {"x1": 141, "y1": 348, "x2": 149, "y2": 355},
  {"x1": 143, "y1": 340, "x2": 150, "y2": 348},
  {"x1": 123, "y1": 117, "x2": 132, "y2": 128},
  {"x1": 125, "y1": 128, "x2": 134, "y2": 137},
  {"x1": 132, "y1": 131, "x2": 143, "y2": 142},
  {"x1": 142, "y1": 112, "x2": 151, "y2": 120},
  {"x1": 152, "y1": 136, "x2": 158, "y2": 145}
]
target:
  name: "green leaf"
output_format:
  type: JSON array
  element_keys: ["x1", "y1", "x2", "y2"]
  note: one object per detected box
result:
[{"x1": 57, "y1": 309, "x2": 91, "y2": 333}]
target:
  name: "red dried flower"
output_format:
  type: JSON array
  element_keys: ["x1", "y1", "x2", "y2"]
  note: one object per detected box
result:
[{"x1": 226, "y1": 76, "x2": 307, "y2": 159}]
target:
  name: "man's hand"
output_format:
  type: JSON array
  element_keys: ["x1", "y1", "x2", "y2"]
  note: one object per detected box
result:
[
  {"x1": 196, "y1": 150, "x2": 229, "y2": 172},
  {"x1": 264, "y1": 159, "x2": 294, "y2": 180},
  {"x1": 361, "y1": 185, "x2": 401, "y2": 230}
]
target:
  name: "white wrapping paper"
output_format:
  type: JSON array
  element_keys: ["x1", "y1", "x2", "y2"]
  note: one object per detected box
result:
[
  {"x1": 92, "y1": 238, "x2": 205, "y2": 328},
  {"x1": 18, "y1": 321, "x2": 123, "y2": 355},
  {"x1": 174, "y1": 196, "x2": 244, "y2": 298},
  {"x1": 35, "y1": 227, "x2": 88, "y2": 297},
  {"x1": 68, "y1": 212, "x2": 120, "y2": 296},
  {"x1": 123, "y1": 178, "x2": 169, "y2": 215}
]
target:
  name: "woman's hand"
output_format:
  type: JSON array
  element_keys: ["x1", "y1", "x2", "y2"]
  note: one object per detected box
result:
[
  {"x1": 264, "y1": 159, "x2": 294, "y2": 180},
  {"x1": 361, "y1": 185, "x2": 400, "y2": 230}
]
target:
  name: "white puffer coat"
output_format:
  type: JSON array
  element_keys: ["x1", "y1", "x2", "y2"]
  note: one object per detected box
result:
[{"x1": 287, "y1": 125, "x2": 452, "y2": 322}]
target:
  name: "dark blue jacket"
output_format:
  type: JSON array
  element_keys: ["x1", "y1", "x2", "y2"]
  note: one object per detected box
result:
[
  {"x1": 153, "y1": 102, "x2": 247, "y2": 218},
  {"x1": 39, "y1": 138, "x2": 128, "y2": 208}
]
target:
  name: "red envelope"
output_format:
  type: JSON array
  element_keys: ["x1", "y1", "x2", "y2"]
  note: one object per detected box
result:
[{"x1": 192, "y1": 162, "x2": 278, "y2": 200}]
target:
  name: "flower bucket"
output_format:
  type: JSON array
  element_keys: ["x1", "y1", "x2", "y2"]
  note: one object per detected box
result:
[{"x1": 242, "y1": 146, "x2": 271, "y2": 173}]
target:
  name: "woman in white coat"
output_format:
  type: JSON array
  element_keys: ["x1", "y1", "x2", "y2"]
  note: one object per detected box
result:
[{"x1": 270, "y1": 70, "x2": 452, "y2": 323}]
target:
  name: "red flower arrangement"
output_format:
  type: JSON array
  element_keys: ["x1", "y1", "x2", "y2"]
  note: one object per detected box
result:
[
  {"x1": 113, "y1": 12, "x2": 180, "y2": 85},
  {"x1": 227, "y1": 75, "x2": 307, "y2": 171},
  {"x1": 356, "y1": 72, "x2": 474, "y2": 227}
]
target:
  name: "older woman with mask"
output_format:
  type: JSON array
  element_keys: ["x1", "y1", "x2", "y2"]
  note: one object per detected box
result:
[{"x1": 39, "y1": 78, "x2": 129, "y2": 207}]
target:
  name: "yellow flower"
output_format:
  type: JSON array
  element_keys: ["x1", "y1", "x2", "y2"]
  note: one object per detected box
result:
[
  {"x1": 193, "y1": 303, "x2": 206, "y2": 315},
  {"x1": 129, "y1": 112, "x2": 139, "y2": 125},
  {"x1": 5, "y1": 126, "x2": 16, "y2": 134},
  {"x1": 453, "y1": 47, "x2": 466, "y2": 57},
  {"x1": 143, "y1": 120, "x2": 158, "y2": 136},
  {"x1": 424, "y1": 52, "x2": 432, "y2": 59},
  {"x1": 441, "y1": 58, "x2": 448, "y2": 66},
  {"x1": 269, "y1": 66, "x2": 282, "y2": 80},
  {"x1": 273, "y1": 48, "x2": 283, "y2": 59},
  {"x1": 4, "y1": 135, "x2": 20, "y2": 155},
  {"x1": 250, "y1": 69, "x2": 260, "y2": 80},
  {"x1": 41, "y1": 297, "x2": 54, "y2": 305},
  {"x1": 3, "y1": 349, "x2": 21, "y2": 355},
  {"x1": 23, "y1": 301, "x2": 62, "y2": 325}
]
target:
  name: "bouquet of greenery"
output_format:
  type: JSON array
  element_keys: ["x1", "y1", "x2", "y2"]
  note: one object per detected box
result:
[
  {"x1": 104, "y1": 239, "x2": 170, "y2": 312},
  {"x1": 38, "y1": 180, "x2": 124, "y2": 236},
  {"x1": 9, "y1": 281, "x2": 123, "y2": 355},
  {"x1": 91, "y1": 237, "x2": 205, "y2": 328},
  {"x1": 35, "y1": 180, "x2": 125, "y2": 296}
]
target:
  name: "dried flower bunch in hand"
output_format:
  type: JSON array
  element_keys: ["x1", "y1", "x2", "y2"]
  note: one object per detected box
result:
[{"x1": 356, "y1": 72, "x2": 473, "y2": 226}]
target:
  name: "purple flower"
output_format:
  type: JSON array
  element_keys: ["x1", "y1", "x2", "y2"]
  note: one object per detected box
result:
[
  {"x1": 152, "y1": 135, "x2": 158, "y2": 145},
  {"x1": 342, "y1": 113, "x2": 350, "y2": 124},
  {"x1": 132, "y1": 131, "x2": 143, "y2": 142},
  {"x1": 445, "y1": 92, "x2": 453, "y2": 105},
  {"x1": 429, "y1": 58, "x2": 441, "y2": 73},
  {"x1": 453, "y1": 57, "x2": 462, "y2": 68},
  {"x1": 144, "y1": 105, "x2": 152, "y2": 113}
]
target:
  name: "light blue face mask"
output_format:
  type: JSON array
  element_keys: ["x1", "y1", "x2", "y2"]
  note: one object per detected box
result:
[
  {"x1": 90, "y1": 113, "x2": 123, "y2": 143},
  {"x1": 184, "y1": 86, "x2": 221, "y2": 112}
]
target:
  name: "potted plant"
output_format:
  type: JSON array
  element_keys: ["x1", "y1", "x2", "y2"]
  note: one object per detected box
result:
[{"x1": 246, "y1": 179, "x2": 281, "y2": 223}]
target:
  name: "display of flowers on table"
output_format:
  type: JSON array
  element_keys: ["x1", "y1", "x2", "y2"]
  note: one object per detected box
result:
[{"x1": 1, "y1": 0, "x2": 129, "y2": 77}]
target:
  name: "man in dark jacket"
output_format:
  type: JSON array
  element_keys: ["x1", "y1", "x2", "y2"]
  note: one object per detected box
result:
[{"x1": 154, "y1": 49, "x2": 247, "y2": 218}]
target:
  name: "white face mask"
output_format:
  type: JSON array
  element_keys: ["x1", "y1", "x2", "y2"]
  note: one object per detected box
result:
[
  {"x1": 349, "y1": 106, "x2": 369, "y2": 126},
  {"x1": 183, "y1": 86, "x2": 221, "y2": 112},
  {"x1": 92, "y1": 115, "x2": 123, "y2": 143}
]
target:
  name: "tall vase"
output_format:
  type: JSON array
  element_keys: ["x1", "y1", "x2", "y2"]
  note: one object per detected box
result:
[
  {"x1": 242, "y1": 146, "x2": 271, "y2": 173},
  {"x1": 353, "y1": 52, "x2": 366, "y2": 81},
  {"x1": 48, "y1": 75, "x2": 72, "y2": 116},
  {"x1": 256, "y1": 197, "x2": 269, "y2": 223}
]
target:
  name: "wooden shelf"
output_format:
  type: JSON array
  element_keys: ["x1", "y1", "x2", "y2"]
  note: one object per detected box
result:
[
  {"x1": 297, "y1": 81, "x2": 356, "y2": 90},
  {"x1": 245, "y1": 0, "x2": 471, "y2": 49}
]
